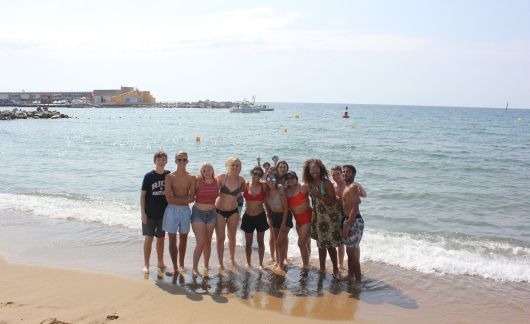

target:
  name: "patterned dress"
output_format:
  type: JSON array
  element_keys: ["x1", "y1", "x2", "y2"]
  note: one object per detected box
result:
[{"x1": 310, "y1": 184, "x2": 343, "y2": 249}]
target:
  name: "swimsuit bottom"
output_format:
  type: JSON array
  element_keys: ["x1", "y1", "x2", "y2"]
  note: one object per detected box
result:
[
  {"x1": 293, "y1": 208, "x2": 312, "y2": 226},
  {"x1": 216, "y1": 207, "x2": 239, "y2": 219},
  {"x1": 270, "y1": 211, "x2": 294, "y2": 229}
]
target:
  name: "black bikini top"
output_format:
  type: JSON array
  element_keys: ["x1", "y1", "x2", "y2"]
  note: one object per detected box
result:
[{"x1": 220, "y1": 175, "x2": 241, "y2": 196}]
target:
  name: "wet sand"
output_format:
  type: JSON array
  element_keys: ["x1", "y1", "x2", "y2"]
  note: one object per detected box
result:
[{"x1": 1, "y1": 210, "x2": 529, "y2": 323}]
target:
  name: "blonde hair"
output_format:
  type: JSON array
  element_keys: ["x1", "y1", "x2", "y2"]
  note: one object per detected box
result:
[
  {"x1": 225, "y1": 156, "x2": 241, "y2": 169},
  {"x1": 198, "y1": 163, "x2": 215, "y2": 182},
  {"x1": 175, "y1": 150, "x2": 188, "y2": 158}
]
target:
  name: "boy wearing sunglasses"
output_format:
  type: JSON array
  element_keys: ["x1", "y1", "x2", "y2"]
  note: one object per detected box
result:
[{"x1": 163, "y1": 151, "x2": 197, "y2": 275}]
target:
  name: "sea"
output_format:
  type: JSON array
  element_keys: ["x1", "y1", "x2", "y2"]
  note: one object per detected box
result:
[{"x1": 0, "y1": 103, "x2": 529, "y2": 321}]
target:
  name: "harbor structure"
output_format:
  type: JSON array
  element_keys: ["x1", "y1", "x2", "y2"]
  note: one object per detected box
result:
[
  {"x1": 0, "y1": 86, "x2": 155, "y2": 107},
  {"x1": 93, "y1": 86, "x2": 156, "y2": 106}
]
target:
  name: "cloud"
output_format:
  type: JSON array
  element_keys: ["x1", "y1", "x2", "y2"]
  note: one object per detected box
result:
[{"x1": 0, "y1": 7, "x2": 427, "y2": 59}]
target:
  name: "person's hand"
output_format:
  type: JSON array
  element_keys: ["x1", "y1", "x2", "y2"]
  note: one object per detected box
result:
[
  {"x1": 141, "y1": 213, "x2": 147, "y2": 224},
  {"x1": 342, "y1": 223, "x2": 350, "y2": 239}
]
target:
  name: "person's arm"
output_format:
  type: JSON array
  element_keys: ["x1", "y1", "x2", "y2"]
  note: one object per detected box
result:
[
  {"x1": 164, "y1": 174, "x2": 179, "y2": 205},
  {"x1": 342, "y1": 187, "x2": 360, "y2": 238},
  {"x1": 140, "y1": 190, "x2": 147, "y2": 224},
  {"x1": 187, "y1": 176, "x2": 197, "y2": 203},
  {"x1": 355, "y1": 182, "x2": 367, "y2": 198},
  {"x1": 264, "y1": 199, "x2": 272, "y2": 218}
]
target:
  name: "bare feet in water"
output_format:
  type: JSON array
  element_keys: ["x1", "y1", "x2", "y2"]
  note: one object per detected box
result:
[{"x1": 273, "y1": 266, "x2": 286, "y2": 276}]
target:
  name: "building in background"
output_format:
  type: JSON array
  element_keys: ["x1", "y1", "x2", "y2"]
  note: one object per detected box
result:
[
  {"x1": 0, "y1": 86, "x2": 155, "y2": 107},
  {"x1": 93, "y1": 86, "x2": 155, "y2": 106}
]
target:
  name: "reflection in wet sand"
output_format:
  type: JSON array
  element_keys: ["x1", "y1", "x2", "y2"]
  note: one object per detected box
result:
[{"x1": 152, "y1": 262, "x2": 414, "y2": 321}]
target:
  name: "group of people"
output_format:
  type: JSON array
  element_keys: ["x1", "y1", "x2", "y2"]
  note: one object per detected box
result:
[{"x1": 140, "y1": 150, "x2": 366, "y2": 282}]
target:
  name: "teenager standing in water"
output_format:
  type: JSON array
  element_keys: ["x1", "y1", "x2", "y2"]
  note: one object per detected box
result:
[
  {"x1": 303, "y1": 159, "x2": 342, "y2": 278},
  {"x1": 215, "y1": 157, "x2": 246, "y2": 270}
]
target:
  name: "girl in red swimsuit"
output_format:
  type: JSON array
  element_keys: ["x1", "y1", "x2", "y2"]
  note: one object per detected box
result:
[{"x1": 285, "y1": 170, "x2": 312, "y2": 268}]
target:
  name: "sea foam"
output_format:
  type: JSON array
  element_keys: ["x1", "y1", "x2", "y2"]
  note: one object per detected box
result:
[{"x1": 1, "y1": 192, "x2": 529, "y2": 282}]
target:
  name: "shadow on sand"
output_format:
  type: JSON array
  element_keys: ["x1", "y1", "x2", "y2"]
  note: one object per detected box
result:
[{"x1": 151, "y1": 263, "x2": 416, "y2": 320}]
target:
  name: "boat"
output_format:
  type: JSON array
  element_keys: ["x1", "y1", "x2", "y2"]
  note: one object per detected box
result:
[{"x1": 229, "y1": 96, "x2": 274, "y2": 113}]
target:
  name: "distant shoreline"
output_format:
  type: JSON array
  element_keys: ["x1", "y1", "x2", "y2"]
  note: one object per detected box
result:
[{"x1": 0, "y1": 100, "x2": 238, "y2": 109}]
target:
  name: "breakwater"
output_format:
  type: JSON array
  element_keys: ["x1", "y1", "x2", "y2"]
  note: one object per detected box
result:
[{"x1": 0, "y1": 107, "x2": 71, "y2": 120}]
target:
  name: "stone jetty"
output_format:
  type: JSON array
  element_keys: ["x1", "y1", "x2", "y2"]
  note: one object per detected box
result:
[{"x1": 0, "y1": 107, "x2": 71, "y2": 120}]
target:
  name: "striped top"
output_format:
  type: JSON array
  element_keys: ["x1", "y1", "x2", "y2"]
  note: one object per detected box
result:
[{"x1": 195, "y1": 181, "x2": 220, "y2": 204}]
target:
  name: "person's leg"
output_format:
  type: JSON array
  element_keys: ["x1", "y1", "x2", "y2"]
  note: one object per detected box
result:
[
  {"x1": 167, "y1": 233, "x2": 178, "y2": 275},
  {"x1": 244, "y1": 232, "x2": 253, "y2": 268},
  {"x1": 281, "y1": 229, "x2": 290, "y2": 268},
  {"x1": 256, "y1": 231, "x2": 265, "y2": 268},
  {"x1": 338, "y1": 243, "x2": 345, "y2": 270},
  {"x1": 203, "y1": 223, "x2": 215, "y2": 270},
  {"x1": 270, "y1": 227, "x2": 279, "y2": 266},
  {"x1": 226, "y1": 214, "x2": 240, "y2": 265},
  {"x1": 296, "y1": 224, "x2": 311, "y2": 268},
  {"x1": 318, "y1": 247, "x2": 327, "y2": 273},
  {"x1": 191, "y1": 222, "x2": 206, "y2": 275},
  {"x1": 155, "y1": 234, "x2": 165, "y2": 269},
  {"x1": 267, "y1": 217, "x2": 276, "y2": 263},
  {"x1": 215, "y1": 215, "x2": 226, "y2": 269},
  {"x1": 275, "y1": 228, "x2": 286, "y2": 271},
  {"x1": 178, "y1": 233, "x2": 188, "y2": 270},
  {"x1": 327, "y1": 247, "x2": 340, "y2": 277},
  {"x1": 353, "y1": 246, "x2": 362, "y2": 282},
  {"x1": 143, "y1": 235, "x2": 154, "y2": 271}
]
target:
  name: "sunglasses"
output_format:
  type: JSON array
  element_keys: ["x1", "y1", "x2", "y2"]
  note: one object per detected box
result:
[
  {"x1": 252, "y1": 172, "x2": 263, "y2": 177},
  {"x1": 176, "y1": 158, "x2": 188, "y2": 162},
  {"x1": 266, "y1": 176, "x2": 277, "y2": 183},
  {"x1": 285, "y1": 176, "x2": 296, "y2": 180}
]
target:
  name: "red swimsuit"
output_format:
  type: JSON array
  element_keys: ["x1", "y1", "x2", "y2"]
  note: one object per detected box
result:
[{"x1": 287, "y1": 190, "x2": 312, "y2": 225}]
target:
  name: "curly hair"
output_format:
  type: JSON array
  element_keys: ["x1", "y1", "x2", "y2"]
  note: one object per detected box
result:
[{"x1": 302, "y1": 158, "x2": 329, "y2": 183}]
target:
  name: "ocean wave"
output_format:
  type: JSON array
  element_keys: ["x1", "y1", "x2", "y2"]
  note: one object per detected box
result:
[
  {"x1": 1, "y1": 192, "x2": 528, "y2": 282},
  {"x1": 363, "y1": 229, "x2": 530, "y2": 282},
  {"x1": 0, "y1": 193, "x2": 139, "y2": 229}
]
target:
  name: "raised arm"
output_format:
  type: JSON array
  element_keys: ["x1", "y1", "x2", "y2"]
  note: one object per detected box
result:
[{"x1": 356, "y1": 182, "x2": 367, "y2": 198}]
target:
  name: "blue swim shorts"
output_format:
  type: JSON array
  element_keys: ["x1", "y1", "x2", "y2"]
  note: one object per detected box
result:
[
  {"x1": 162, "y1": 205, "x2": 191, "y2": 234},
  {"x1": 191, "y1": 205, "x2": 217, "y2": 225},
  {"x1": 343, "y1": 215, "x2": 364, "y2": 248}
]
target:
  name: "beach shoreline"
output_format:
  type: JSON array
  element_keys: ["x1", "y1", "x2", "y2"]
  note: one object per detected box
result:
[{"x1": 1, "y1": 210, "x2": 529, "y2": 323}]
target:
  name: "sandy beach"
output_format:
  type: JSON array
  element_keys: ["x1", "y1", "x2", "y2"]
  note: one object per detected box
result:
[{"x1": 1, "y1": 209, "x2": 529, "y2": 324}]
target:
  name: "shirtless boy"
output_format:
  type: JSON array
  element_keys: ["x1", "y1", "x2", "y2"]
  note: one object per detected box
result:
[
  {"x1": 342, "y1": 172, "x2": 364, "y2": 283},
  {"x1": 163, "y1": 151, "x2": 196, "y2": 275}
]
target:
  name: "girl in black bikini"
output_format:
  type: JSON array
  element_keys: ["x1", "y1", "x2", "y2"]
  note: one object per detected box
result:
[{"x1": 215, "y1": 157, "x2": 246, "y2": 270}]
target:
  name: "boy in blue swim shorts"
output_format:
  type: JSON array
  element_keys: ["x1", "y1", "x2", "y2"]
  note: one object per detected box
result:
[{"x1": 163, "y1": 151, "x2": 196, "y2": 275}]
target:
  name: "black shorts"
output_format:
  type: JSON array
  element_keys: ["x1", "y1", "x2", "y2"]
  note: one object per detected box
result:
[
  {"x1": 270, "y1": 211, "x2": 294, "y2": 229},
  {"x1": 240, "y1": 212, "x2": 269, "y2": 233},
  {"x1": 142, "y1": 218, "x2": 165, "y2": 238}
]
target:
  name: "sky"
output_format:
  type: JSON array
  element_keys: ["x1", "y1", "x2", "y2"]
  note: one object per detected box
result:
[{"x1": 1, "y1": 0, "x2": 529, "y2": 108}]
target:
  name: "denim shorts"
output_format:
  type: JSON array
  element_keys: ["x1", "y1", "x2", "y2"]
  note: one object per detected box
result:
[
  {"x1": 191, "y1": 205, "x2": 217, "y2": 225},
  {"x1": 162, "y1": 205, "x2": 191, "y2": 234}
]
